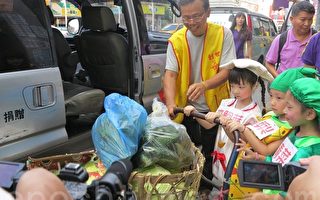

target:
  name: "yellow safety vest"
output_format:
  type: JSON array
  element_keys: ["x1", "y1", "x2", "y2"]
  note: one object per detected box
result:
[{"x1": 168, "y1": 22, "x2": 230, "y2": 123}]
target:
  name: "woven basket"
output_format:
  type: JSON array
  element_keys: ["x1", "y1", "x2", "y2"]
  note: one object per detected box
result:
[{"x1": 129, "y1": 144, "x2": 205, "y2": 200}]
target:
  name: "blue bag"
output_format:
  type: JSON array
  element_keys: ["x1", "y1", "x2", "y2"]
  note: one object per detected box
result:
[{"x1": 92, "y1": 93, "x2": 147, "y2": 168}]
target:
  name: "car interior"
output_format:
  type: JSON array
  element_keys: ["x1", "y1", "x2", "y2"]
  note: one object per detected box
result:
[
  {"x1": 0, "y1": 2, "x2": 105, "y2": 120},
  {"x1": 46, "y1": 6, "x2": 105, "y2": 118},
  {"x1": 76, "y1": 6, "x2": 130, "y2": 96}
]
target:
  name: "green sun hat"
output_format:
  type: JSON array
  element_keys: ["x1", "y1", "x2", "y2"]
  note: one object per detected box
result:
[
  {"x1": 270, "y1": 67, "x2": 318, "y2": 92},
  {"x1": 290, "y1": 77, "x2": 320, "y2": 123}
]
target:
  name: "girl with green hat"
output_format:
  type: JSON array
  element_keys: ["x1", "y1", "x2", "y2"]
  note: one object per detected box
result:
[
  {"x1": 221, "y1": 67, "x2": 318, "y2": 199},
  {"x1": 242, "y1": 77, "x2": 320, "y2": 199}
]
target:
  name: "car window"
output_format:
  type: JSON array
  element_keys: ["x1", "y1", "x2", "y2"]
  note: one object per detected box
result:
[
  {"x1": 46, "y1": 0, "x2": 81, "y2": 37},
  {"x1": 269, "y1": 20, "x2": 277, "y2": 36},
  {"x1": 260, "y1": 19, "x2": 270, "y2": 36},
  {"x1": 141, "y1": 1, "x2": 180, "y2": 32},
  {"x1": 251, "y1": 15, "x2": 261, "y2": 36},
  {"x1": 0, "y1": 0, "x2": 54, "y2": 73},
  {"x1": 162, "y1": 24, "x2": 177, "y2": 31},
  {"x1": 47, "y1": 0, "x2": 126, "y2": 35}
]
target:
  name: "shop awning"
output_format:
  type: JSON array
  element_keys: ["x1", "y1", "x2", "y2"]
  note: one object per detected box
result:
[{"x1": 48, "y1": 1, "x2": 81, "y2": 17}]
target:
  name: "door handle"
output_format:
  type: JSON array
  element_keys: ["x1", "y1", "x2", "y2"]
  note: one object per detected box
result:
[
  {"x1": 33, "y1": 85, "x2": 55, "y2": 107},
  {"x1": 148, "y1": 64, "x2": 161, "y2": 79}
]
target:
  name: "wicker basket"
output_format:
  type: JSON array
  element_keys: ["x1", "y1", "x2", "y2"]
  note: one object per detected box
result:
[
  {"x1": 26, "y1": 150, "x2": 107, "y2": 184},
  {"x1": 129, "y1": 144, "x2": 205, "y2": 200}
]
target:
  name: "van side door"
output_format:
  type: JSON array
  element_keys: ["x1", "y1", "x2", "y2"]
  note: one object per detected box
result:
[
  {"x1": 0, "y1": 0, "x2": 67, "y2": 160},
  {"x1": 134, "y1": 0, "x2": 178, "y2": 111},
  {"x1": 251, "y1": 15, "x2": 275, "y2": 63}
]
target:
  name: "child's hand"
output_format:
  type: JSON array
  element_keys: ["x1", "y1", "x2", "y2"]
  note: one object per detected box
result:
[
  {"x1": 218, "y1": 115, "x2": 230, "y2": 125},
  {"x1": 236, "y1": 138, "x2": 248, "y2": 151},
  {"x1": 205, "y1": 112, "x2": 220, "y2": 123},
  {"x1": 236, "y1": 138, "x2": 255, "y2": 160},
  {"x1": 183, "y1": 105, "x2": 196, "y2": 116},
  {"x1": 225, "y1": 120, "x2": 245, "y2": 133}
]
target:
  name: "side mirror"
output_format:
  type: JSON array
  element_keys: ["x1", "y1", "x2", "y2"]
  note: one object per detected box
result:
[
  {"x1": 168, "y1": 0, "x2": 180, "y2": 17},
  {"x1": 67, "y1": 18, "x2": 80, "y2": 35},
  {"x1": 229, "y1": 14, "x2": 235, "y2": 22}
]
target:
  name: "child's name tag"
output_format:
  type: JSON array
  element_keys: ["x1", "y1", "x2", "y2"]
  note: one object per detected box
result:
[
  {"x1": 217, "y1": 105, "x2": 247, "y2": 123},
  {"x1": 272, "y1": 137, "x2": 298, "y2": 166},
  {"x1": 247, "y1": 119, "x2": 279, "y2": 140}
]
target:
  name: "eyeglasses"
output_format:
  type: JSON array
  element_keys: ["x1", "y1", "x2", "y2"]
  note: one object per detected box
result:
[{"x1": 182, "y1": 11, "x2": 206, "y2": 23}]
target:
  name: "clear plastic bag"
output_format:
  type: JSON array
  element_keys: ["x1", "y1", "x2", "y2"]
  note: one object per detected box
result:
[
  {"x1": 92, "y1": 93, "x2": 147, "y2": 168},
  {"x1": 133, "y1": 99, "x2": 195, "y2": 173}
]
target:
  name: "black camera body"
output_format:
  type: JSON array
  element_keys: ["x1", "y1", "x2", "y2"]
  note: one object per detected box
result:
[
  {"x1": 238, "y1": 160, "x2": 307, "y2": 191},
  {"x1": 0, "y1": 161, "x2": 26, "y2": 192},
  {"x1": 0, "y1": 159, "x2": 135, "y2": 200}
]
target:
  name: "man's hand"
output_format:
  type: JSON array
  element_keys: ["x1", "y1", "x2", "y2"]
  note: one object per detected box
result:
[
  {"x1": 187, "y1": 82, "x2": 206, "y2": 102},
  {"x1": 287, "y1": 156, "x2": 320, "y2": 199},
  {"x1": 167, "y1": 104, "x2": 176, "y2": 119}
]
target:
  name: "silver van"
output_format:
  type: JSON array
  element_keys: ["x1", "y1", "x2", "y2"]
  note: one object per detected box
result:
[
  {"x1": 0, "y1": 0, "x2": 176, "y2": 161},
  {"x1": 208, "y1": 6, "x2": 278, "y2": 64}
]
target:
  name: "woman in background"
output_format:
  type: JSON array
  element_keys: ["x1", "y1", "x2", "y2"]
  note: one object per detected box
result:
[{"x1": 230, "y1": 12, "x2": 253, "y2": 59}]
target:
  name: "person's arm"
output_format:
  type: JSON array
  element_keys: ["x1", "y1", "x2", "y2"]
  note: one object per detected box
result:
[
  {"x1": 204, "y1": 68, "x2": 230, "y2": 90},
  {"x1": 196, "y1": 118, "x2": 215, "y2": 129},
  {"x1": 242, "y1": 127, "x2": 284, "y2": 155},
  {"x1": 163, "y1": 70, "x2": 177, "y2": 118},
  {"x1": 245, "y1": 31, "x2": 253, "y2": 59},
  {"x1": 224, "y1": 121, "x2": 284, "y2": 155},
  {"x1": 184, "y1": 105, "x2": 215, "y2": 129},
  {"x1": 163, "y1": 43, "x2": 179, "y2": 118},
  {"x1": 265, "y1": 61, "x2": 278, "y2": 78},
  {"x1": 302, "y1": 33, "x2": 318, "y2": 70},
  {"x1": 265, "y1": 35, "x2": 281, "y2": 77},
  {"x1": 304, "y1": 63, "x2": 316, "y2": 69},
  {"x1": 246, "y1": 40, "x2": 253, "y2": 59}
]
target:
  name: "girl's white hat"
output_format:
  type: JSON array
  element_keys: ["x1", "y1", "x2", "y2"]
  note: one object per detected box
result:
[{"x1": 220, "y1": 59, "x2": 274, "y2": 82}]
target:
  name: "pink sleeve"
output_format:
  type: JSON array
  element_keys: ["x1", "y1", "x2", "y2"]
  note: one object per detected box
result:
[{"x1": 265, "y1": 35, "x2": 281, "y2": 64}]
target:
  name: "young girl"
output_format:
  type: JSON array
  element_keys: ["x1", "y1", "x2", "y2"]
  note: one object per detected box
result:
[
  {"x1": 222, "y1": 67, "x2": 319, "y2": 199},
  {"x1": 230, "y1": 12, "x2": 252, "y2": 59},
  {"x1": 241, "y1": 77, "x2": 320, "y2": 200},
  {"x1": 184, "y1": 59, "x2": 273, "y2": 188}
]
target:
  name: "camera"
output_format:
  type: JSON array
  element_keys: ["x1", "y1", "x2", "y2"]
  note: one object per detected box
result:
[
  {"x1": 0, "y1": 159, "x2": 135, "y2": 200},
  {"x1": 0, "y1": 161, "x2": 26, "y2": 192},
  {"x1": 238, "y1": 160, "x2": 307, "y2": 191}
]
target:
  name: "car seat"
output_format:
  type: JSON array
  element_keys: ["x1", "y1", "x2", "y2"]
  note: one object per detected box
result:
[
  {"x1": 47, "y1": 6, "x2": 78, "y2": 82},
  {"x1": 76, "y1": 6, "x2": 129, "y2": 95},
  {"x1": 46, "y1": 6, "x2": 105, "y2": 117}
]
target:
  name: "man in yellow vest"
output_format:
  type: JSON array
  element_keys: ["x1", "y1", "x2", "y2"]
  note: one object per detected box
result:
[{"x1": 163, "y1": 0, "x2": 236, "y2": 192}]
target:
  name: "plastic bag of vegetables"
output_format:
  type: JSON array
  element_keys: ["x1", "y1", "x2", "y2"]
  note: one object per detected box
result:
[
  {"x1": 133, "y1": 99, "x2": 195, "y2": 173},
  {"x1": 92, "y1": 93, "x2": 147, "y2": 168}
]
